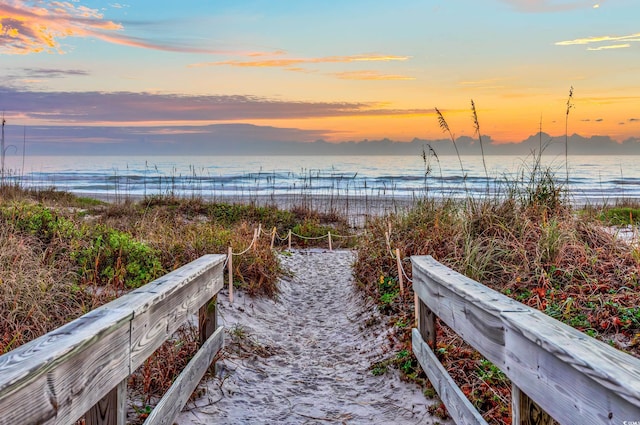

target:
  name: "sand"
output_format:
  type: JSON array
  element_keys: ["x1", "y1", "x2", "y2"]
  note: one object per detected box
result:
[{"x1": 176, "y1": 249, "x2": 447, "y2": 425}]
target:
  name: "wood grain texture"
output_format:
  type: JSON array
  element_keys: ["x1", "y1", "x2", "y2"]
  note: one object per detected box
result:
[
  {"x1": 128, "y1": 255, "x2": 224, "y2": 370},
  {"x1": 412, "y1": 255, "x2": 527, "y2": 368},
  {"x1": 503, "y1": 311, "x2": 640, "y2": 425},
  {"x1": 85, "y1": 379, "x2": 127, "y2": 425},
  {"x1": 0, "y1": 254, "x2": 225, "y2": 425},
  {"x1": 512, "y1": 385, "x2": 557, "y2": 425},
  {"x1": 412, "y1": 329, "x2": 488, "y2": 425},
  {"x1": 0, "y1": 307, "x2": 132, "y2": 425},
  {"x1": 417, "y1": 298, "x2": 436, "y2": 350},
  {"x1": 143, "y1": 326, "x2": 224, "y2": 425},
  {"x1": 411, "y1": 255, "x2": 640, "y2": 425},
  {"x1": 199, "y1": 296, "x2": 218, "y2": 346}
]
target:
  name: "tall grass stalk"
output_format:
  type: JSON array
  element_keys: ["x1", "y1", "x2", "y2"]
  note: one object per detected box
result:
[
  {"x1": 435, "y1": 107, "x2": 467, "y2": 193},
  {"x1": 565, "y1": 86, "x2": 574, "y2": 186},
  {"x1": 471, "y1": 99, "x2": 489, "y2": 192}
]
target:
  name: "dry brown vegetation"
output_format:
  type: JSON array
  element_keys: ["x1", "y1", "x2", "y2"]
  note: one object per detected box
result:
[
  {"x1": 354, "y1": 190, "x2": 640, "y2": 424},
  {"x1": 0, "y1": 187, "x2": 351, "y2": 422},
  {"x1": 2, "y1": 180, "x2": 639, "y2": 424}
]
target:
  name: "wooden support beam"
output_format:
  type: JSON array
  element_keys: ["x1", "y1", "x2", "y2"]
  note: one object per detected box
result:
[
  {"x1": 143, "y1": 327, "x2": 224, "y2": 425},
  {"x1": 412, "y1": 329, "x2": 488, "y2": 425},
  {"x1": 417, "y1": 298, "x2": 436, "y2": 350},
  {"x1": 85, "y1": 380, "x2": 127, "y2": 425},
  {"x1": 199, "y1": 296, "x2": 217, "y2": 346},
  {"x1": 512, "y1": 385, "x2": 557, "y2": 425}
]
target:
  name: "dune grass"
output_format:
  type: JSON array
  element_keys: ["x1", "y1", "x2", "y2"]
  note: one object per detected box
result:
[
  {"x1": 353, "y1": 169, "x2": 640, "y2": 423},
  {"x1": 0, "y1": 187, "x2": 353, "y2": 422}
]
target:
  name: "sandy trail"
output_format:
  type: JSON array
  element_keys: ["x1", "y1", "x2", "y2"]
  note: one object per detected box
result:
[{"x1": 177, "y1": 249, "x2": 445, "y2": 425}]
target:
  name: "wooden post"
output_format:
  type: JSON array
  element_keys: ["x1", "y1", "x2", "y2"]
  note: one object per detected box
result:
[
  {"x1": 396, "y1": 248, "x2": 404, "y2": 295},
  {"x1": 328, "y1": 232, "x2": 333, "y2": 251},
  {"x1": 288, "y1": 229, "x2": 292, "y2": 250},
  {"x1": 85, "y1": 379, "x2": 127, "y2": 425},
  {"x1": 199, "y1": 296, "x2": 217, "y2": 345},
  {"x1": 512, "y1": 385, "x2": 557, "y2": 425},
  {"x1": 417, "y1": 298, "x2": 436, "y2": 350},
  {"x1": 227, "y1": 246, "x2": 234, "y2": 303},
  {"x1": 270, "y1": 226, "x2": 276, "y2": 249},
  {"x1": 252, "y1": 228, "x2": 258, "y2": 252}
]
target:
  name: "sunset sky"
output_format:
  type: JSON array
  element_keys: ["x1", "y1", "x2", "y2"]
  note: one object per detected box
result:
[{"x1": 1, "y1": 0, "x2": 639, "y2": 150}]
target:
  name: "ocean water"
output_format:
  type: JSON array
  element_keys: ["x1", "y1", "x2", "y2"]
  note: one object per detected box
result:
[{"x1": 2, "y1": 154, "x2": 639, "y2": 204}]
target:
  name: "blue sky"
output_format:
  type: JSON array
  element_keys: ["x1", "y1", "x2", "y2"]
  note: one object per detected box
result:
[{"x1": 1, "y1": 0, "x2": 639, "y2": 152}]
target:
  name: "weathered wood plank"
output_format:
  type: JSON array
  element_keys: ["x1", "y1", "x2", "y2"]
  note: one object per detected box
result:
[
  {"x1": 503, "y1": 311, "x2": 640, "y2": 425},
  {"x1": 417, "y1": 298, "x2": 436, "y2": 350},
  {"x1": 199, "y1": 296, "x2": 218, "y2": 346},
  {"x1": 412, "y1": 329, "x2": 488, "y2": 425},
  {"x1": 412, "y1": 255, "x2": 640, "y2": 425},
  {"x1": 0, "y1": 307, "x2": 132, "y2": 425},
  {"x1": 0, "y1": 254, "x2": 226, "y2": 425},
  {"x1": 129, "y1": 255, "x2": 225, "y2": 370},
  {"x1": 85, "y1": 379, "x2": 127, "y2": 425},
  {"x1": 512, "y1": 385, "x2": 557, "y2": 425},
  {"x1": 143, "y1": 326, "x2": 224, "y2": 425},
  {"x1": 412, "y1": 256, "x2": 527, "y2": 367}
]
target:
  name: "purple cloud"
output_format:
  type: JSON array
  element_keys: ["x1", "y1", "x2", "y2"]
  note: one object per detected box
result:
[{"x1": 0, "y1": 86, "x2": 431, "y2": 123}]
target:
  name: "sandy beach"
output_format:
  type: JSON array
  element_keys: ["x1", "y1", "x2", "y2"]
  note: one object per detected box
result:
[{"x1": 176, "y1": 249, "x2": 447, "y2": 425}]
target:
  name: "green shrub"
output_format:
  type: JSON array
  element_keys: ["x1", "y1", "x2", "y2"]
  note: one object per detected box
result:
[{"x1": 78, "y1": 226, "x2": 164, "y2": 288}]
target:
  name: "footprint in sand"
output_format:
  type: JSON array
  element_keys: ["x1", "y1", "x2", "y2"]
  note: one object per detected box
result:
[{"x1": 176, "y1": 249, "x2": 448, "y2": 425}]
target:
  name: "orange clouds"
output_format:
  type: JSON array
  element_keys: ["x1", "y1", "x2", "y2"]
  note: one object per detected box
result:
[
  {"x1": 190, "y1": 52, "x2": 413, "y2": 81},
  {"x1": 191, "y1": 53, "x2": 410, "y2": 68},
  {"x1": 0, "y1": 1, "x2": 247, "y2": 55},
  {"x1": 0, "y1": 1, "x2": 122, "y2": 54}
]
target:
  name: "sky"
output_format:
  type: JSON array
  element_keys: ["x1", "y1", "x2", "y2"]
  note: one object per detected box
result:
[{"x1": 1, "y1": 0, "x2": 640, "y2": 152}]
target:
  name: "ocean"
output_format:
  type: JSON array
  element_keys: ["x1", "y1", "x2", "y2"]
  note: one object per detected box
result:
[{"x1": 2, "y1": 154, "x2": 639, "y2": 204}]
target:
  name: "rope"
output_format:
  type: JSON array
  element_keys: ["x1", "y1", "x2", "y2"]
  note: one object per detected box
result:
[
  {"x1": 231, "y1": 229, "x2": 259, "y2": 256},
  {"x1": 385, "y1": 231, "x2": 398, "y2": 260},
  {"x1": 400, "y1": 259, "x2": 413, "y2": 283},
  {"x1": 290, "y1": 231, "x2": 329, "y2": 240},
  {"x1": 260, "y1": 227, "x2": 272, "y2": 236}
]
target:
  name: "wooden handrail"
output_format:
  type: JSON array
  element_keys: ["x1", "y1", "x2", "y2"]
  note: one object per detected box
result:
[
  {"x1": 411, "y1": 255, "x2": 640, "y2": 425},
  {"x1": 0, "y1": 254, "x2": 226, "y2": 425}
]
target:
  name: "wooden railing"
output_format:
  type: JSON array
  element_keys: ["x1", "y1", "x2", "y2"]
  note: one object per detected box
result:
[
  {"x1": 412, "y1": 255, "x2": 640, "y2": 425},
  {"x1": 0, "y1": 254, "x2": 225, "y2": 425}
]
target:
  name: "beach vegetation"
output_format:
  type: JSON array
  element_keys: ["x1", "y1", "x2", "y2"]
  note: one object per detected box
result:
[
  {"x1": 353, "y1": 98, "x2": 640, "y2": 424},
  {"x1": 0, "y1": 186, "x2": 353, "y2": 422}
]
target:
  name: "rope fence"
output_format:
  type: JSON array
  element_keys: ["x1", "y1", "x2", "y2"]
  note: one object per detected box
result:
[{"x1": 223, "y1": 221, "x2": 412, "y2": 305}]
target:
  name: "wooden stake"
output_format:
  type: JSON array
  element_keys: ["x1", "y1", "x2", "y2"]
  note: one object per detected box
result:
[
  {"x1": 270, "y1": 226, "x2": 276, "y2": 249},
  {"x1": 396, "y1": 248, "x2": 404, "y2": 295},
  {"x1": 227, "y1": 246, "x2": 233, "y2": 303},
  {"x1": 288, "y1": 229, "x2": 292, "y2": 250},
  {"x1": 252, "y1": 228, "x2": 258, "y2": 251},
  {"x1": 328, "y1": 232, "x2": 332, "y2": 251}
]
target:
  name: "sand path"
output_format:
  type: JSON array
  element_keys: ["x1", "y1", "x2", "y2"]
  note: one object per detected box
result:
[{"x1": 177, "y1": 249, "x2": 445, "y2": 425}]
